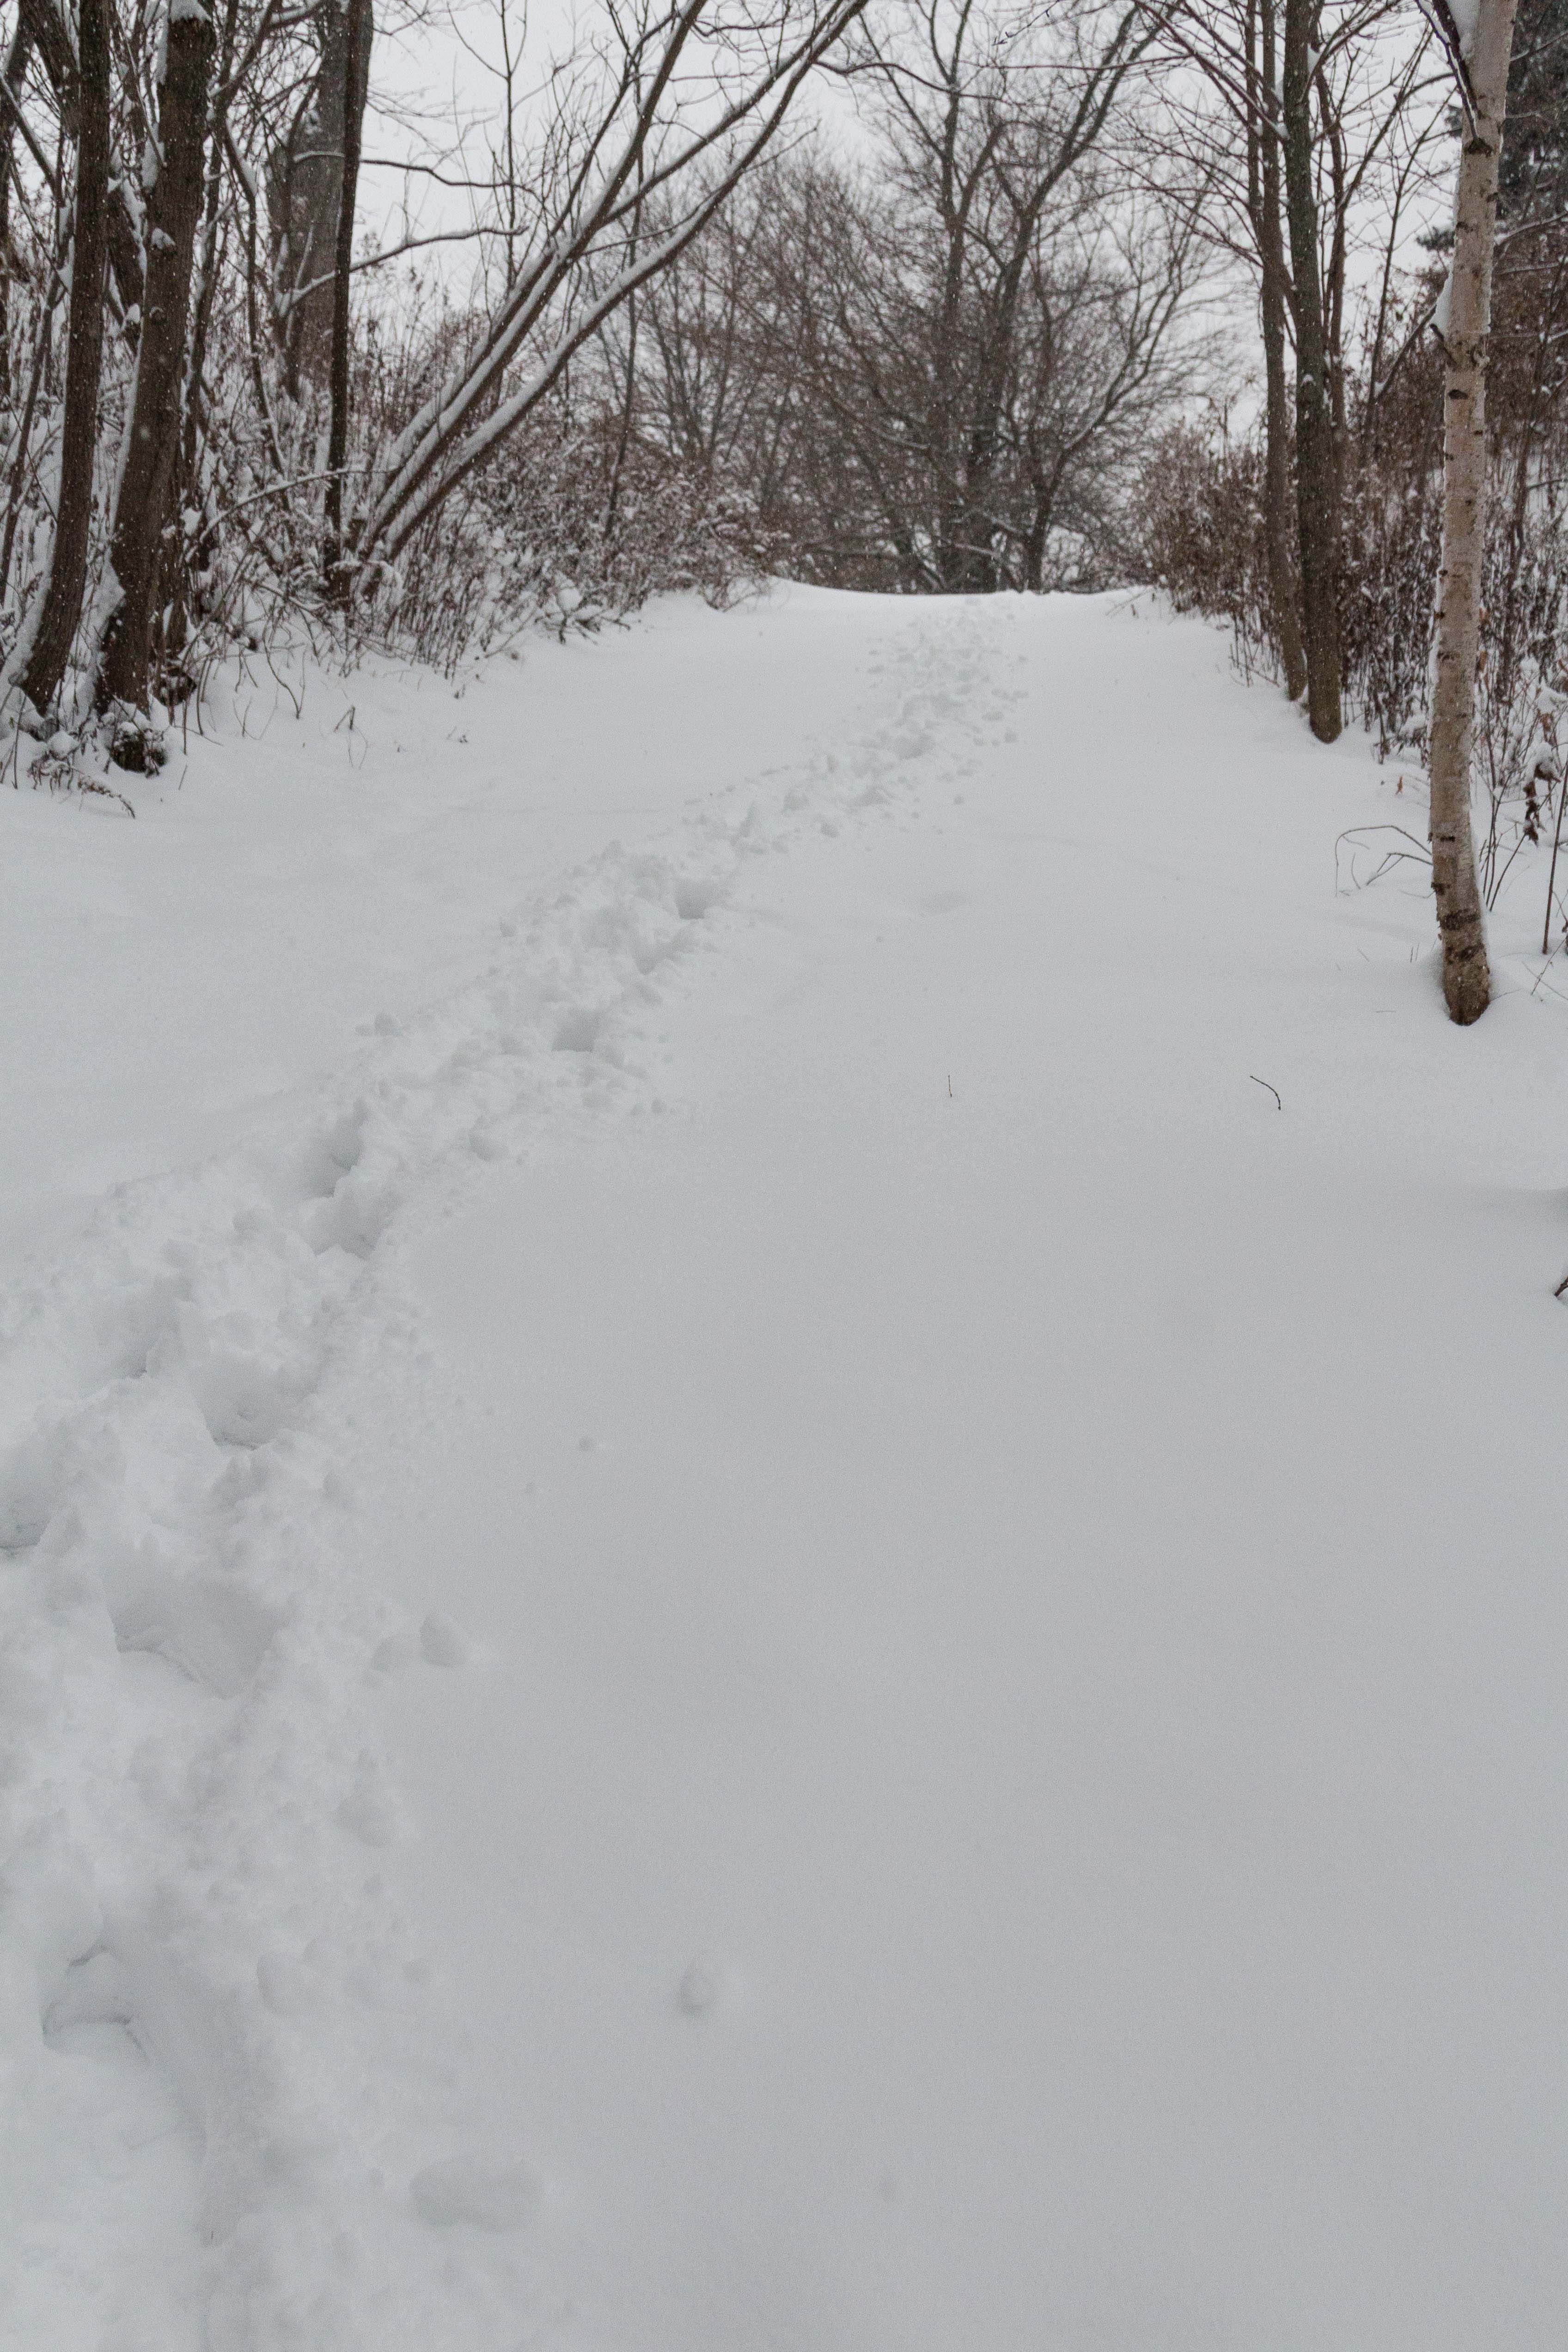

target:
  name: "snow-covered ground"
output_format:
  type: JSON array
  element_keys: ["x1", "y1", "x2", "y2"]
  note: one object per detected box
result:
[{"x1": 3, "y1": 585, "x2": 1567, "y2": 2351}]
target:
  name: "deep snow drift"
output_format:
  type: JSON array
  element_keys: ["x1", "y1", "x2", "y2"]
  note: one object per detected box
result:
[{"x1": 2, "y1": 586, "x2": 1566, "y2": 2351}]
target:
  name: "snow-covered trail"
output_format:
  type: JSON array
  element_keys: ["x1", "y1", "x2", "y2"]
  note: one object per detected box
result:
[
  {"x1": 0, "y1": 590, "x2": 1012, "y2": 2350},
  {"x1": 4, "y1": 589, "x2": 1568, "y2": 2349},
  {"x1": 366, "y1": 599, "x2": 1568, "y2": 2350},
  {"x1": 0, "y1": 590, "x2": 881, "y2": 1260}
]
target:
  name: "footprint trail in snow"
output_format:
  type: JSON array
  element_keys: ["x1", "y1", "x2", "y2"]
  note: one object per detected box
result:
[{"x1": 0, "y1": 605, "x2": 1010, "y2": 2350}]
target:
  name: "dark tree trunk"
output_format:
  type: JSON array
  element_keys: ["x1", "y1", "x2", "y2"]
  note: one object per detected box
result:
[
  {"x1": 268, "y1": 0, "x2": 372, "y2": 397},
  {"x1": 1022, "y1": 436, "x2": 1070, "y2": 591},
  {"x1": 162, "y1": 0, "x2": 244, "y2": 666},
  {"x1": 322, "y1": 0, "x2": 370, "y2": 597},
  {"x1": 17, "y1": 0, "x2": 110, "y2": 717},
  {"x1": 96, "y1": 0, "x2": 215, "y2": 717},
  {"x1": 1316, "y1": 59, "x2": 1351, "y2": 557},
  {"x1": 1281, "y1": 0, "x2": 1342, "y2": 740},
  {"x1": 1023, "y1": 483, "x2": 1051, "y2": 593},
  {"x1": 1253, "y1": 0, "x2": 1307, "y2": 700},
  {"x1": 14, "y1": 0, "x2": 144, "y2": 330},
  {"x1": 0, "y1": 15, "x2": 34, "y2": 405}
]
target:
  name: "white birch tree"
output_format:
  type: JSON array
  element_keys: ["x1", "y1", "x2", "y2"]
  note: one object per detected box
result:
[{"x1": 1428, "y1": 0, "x2": 1521, "y2": 1023}]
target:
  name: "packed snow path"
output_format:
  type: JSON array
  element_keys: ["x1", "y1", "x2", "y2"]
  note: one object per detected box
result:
[{"x1": 3, "y1": 588, "x2": 1567, "y2": 2350}]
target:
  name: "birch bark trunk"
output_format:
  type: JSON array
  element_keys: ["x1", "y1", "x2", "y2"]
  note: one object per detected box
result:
[{"x1": 1428, "y1": 0, "x2": 1519, "y2": 1025}]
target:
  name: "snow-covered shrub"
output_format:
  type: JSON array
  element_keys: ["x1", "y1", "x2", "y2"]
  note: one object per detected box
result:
[
  {"x1": 1132, "y1": 379, "x2": 1568, "y2": 936},
  {"x1": 1135, "y1": 411, "x2": 1568, "y2": 751},
  {"x1": 1335, "y1": 464, "x2": 1443, "y2": 758},
  {"x1": 380, "y1": 399, "x2": 780, "y2": 674},
  {"x1": 0, "y1": 240, "x2": 773, "y2": 758},
  {"x1": 1131, "y1": 423, "x2": 1276, "y2": 677}
]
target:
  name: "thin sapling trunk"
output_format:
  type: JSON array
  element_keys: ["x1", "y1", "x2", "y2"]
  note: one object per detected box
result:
[
  {"x1": 1257, "y1": 0, "x2": 1306, "y2": 701},
  {"x1": 1282, "y1": 0, "x2": 1342, "y2": 740},
  {"x1": 322, "y1": 0, "x2": 370, "y2": 600}
]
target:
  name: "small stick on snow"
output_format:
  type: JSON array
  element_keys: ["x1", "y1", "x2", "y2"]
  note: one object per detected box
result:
[
  {"x1": 1554, "y1": 1273, "x2": 1568, "y2": 1300},
  {"x1": 1250, "y1": 1075, "x2": 1282, "y2": 1111}
]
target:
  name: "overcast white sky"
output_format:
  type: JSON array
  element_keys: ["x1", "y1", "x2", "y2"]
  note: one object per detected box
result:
[{"x1": 353, "y1": 0, "x2": 1454, "y2": 353}]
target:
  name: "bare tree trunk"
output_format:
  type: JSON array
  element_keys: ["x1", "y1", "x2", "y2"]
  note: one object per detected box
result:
[
  {"x1": 323, "y1": 0, "x2": 370, "y2": 597},
  {"x1": 269, "y1": 0, "x2": 372, "y2": 397},
  {"x1": 0, "y1": 15, "x2": 34, "y2": 406},
  {"x1": 1317, "y1": 59, "x2": 1349, "y2": 502},
  {"x1": 1254, "y1": 0, "x2": 1306, "y2": 699},
  {"x1": 163, "y1": 0, "x2": 245, "y2": 665},
  {"x1": 604, "y1": 236, "x2": 643, "y2": 542},
  {"x1": 1429, "y1": 0, "x2": 1520, "y2": 1025},
  {"x1": 1261, "y1": 264, "x2": 1306, "y2": 699},
  {"x1": 0, "y1": 220, "x2": 66, "y2": 610},
  {"x1": 1022, "y1": 469, "x2": 1052, "y2": 591},
  {"x1": 13, "y1": 0, "x2": 145, "y2": 330},
  {"x1": 96, "y1": 0, "x2": 215, "y2": 718},
  {"x1": 1281, "y1": 0, "x2": 1342, "y2": 740},
  {"x1": 16, "y1": 0, "x2": 110, "y2": 718}
]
